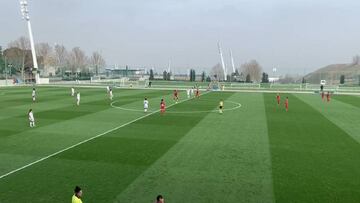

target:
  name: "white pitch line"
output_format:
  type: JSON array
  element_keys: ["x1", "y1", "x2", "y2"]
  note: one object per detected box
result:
[{"x1": 0, "y1": 91, "x2": 210, "y2": 180}]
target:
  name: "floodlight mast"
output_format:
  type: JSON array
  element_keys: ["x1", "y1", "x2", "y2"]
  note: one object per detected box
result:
[
  {"x1": 230, "y1": 49, "x2": 236, "y2": 73},
  {"x1": 217, "y1": 42, "x2": 227, "y2": 81},
  {"x1": 20, "y1": 0, "x2": 40, "y2": 84},
  {"x1": 168, "y1": 60, "x2": 171, "y2": 73}
]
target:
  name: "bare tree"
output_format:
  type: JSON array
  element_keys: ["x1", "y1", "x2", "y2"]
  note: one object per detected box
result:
[
  {"x1": 8, "y1": 36, "x2": 30, "y2": 51},
  {"x1": 352, "y1": 55, "x2": 360, "y2": 65},
  {"x1": 68, "y1": 47, "x2": 87, "y2": 73},
  {"x1": 240, "y1": 60, "x2": 262, "y2": 82},
  {"x1": 54, "y1": 44, "x2": 68, "y2": 67},
  {"x1": 3, "y1": 48, "x2": 24, "y2": 75},
  {"x1": 36, "y1": 43, "x2": 52, "y2": 60},
  {"x1": 210, "y1": 63, "x2": 224, "y2": 81},
  {"x1": 36, "y1": 43, "x2": 55, "y2": 68},
  {"x1": 90, "y1": 51, "x2": 106, "y2": 76},
  {"x1": 8, "y1": 36, "x2": 30, "y2": 80}
]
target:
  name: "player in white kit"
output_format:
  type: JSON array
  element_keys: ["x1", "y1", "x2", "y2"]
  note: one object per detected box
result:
[
  {"x1": 186, "y1": 89, "x2": 191, "y2": 99},
  {"x1": 28, "y1": 109, "x2": 35, "y2": 127},
  {"x1": 190, "y1": 87, "x2": 194, "y2": 98},
  {"x1": 76, "y1": 92, "x2": 81, "y2": 106},
  {"x1": 106, "y1": 86, "x2": 110, "y2": 93},
  {"x1": 32, "y1": 88, "x2": 36, "y2": 102},
  {"x1": 144, "y1": 97, "x2": 149, "y2": 112},
  {"x1": 109, "y1": 89, "x2": 113, "y2": 101},
  {"x1": 71, "y1": 87, "x2": 75, "y2": 96}
]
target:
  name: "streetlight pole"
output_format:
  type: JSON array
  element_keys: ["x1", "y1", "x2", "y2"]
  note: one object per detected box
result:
[
  {"x1": 4, "y1": 56, "x2": 7, "y2": 86},
  {"x1": 20, "y1": 0, "x2": 40, "y2": 84},
  {"x1": 8, "y1": 64, "x2": 13, "y2": 85}
]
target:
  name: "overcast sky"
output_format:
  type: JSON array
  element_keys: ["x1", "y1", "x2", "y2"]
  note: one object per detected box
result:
[{"x1": 1, "y1": 0, "x2": 360, "y2": 74}]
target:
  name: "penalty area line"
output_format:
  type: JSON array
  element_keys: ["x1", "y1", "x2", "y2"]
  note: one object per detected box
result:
[{"x1": 0, "y1": 91, "x2": 210, "y2": 180}]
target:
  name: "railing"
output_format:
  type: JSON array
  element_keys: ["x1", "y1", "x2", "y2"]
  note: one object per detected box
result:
[{"x1": 5, "y1": 78, "x2": 359, "y2": 94}]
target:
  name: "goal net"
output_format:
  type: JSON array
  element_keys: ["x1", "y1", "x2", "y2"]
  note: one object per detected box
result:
[
  {"x1": 208, "y1": 80, "x2": 221, "y2": 91},
  {"x1": 88, "y1": 77, "x2": 148, "y2": 88},
  {"x1": 117, "y1": 77, "x2": 148, "y2": 88}
]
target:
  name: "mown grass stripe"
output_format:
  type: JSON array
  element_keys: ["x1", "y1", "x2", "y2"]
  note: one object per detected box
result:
[
  {"x1": 115, "y1": 92, "x2": 274, "y2": 203},
  {"x1": 295, "y1": 93, "x2": 360, "y2": 147},
  {"x1": 0, "y1": 92, "x2": 225, "y2": 202},
  {"x1": 0, "y1": 89, "x2": 170, "y2": 176},
  {"x1": 0, "y1": 89, "x2": 162, "y2": 137},
  {"x1": 264, "y1": 93, "x2": 360, "y2": 202},
  {"x1": 0, "y1": 91, "x2": 204, "y2": 180},
  {"x1": 333, "y1": 95, "x2": 360, "y2": 108}
]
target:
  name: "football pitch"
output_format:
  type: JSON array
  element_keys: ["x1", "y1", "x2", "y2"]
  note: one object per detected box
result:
[{"x1": 1, "y1": 86, "x2": 360, "y2": 202}]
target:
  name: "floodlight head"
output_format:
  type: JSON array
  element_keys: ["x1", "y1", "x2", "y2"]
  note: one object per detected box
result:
[
  {"x1": 20, "y1": 0, "x2": 30, "y2": 21},
  {"x1": 20, "y1": 1, "x2": 28, "y2": 6}
]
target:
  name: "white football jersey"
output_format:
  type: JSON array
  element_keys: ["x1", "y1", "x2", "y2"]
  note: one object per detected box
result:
[
  {"x1": 144, "y1": 100, "x2": 149, "y2": 108},
  {"x1": 29, "y1": 112, "x2": 34, "y2": 120}
]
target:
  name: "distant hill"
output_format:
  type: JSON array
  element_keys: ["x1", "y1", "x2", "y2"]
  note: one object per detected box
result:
[{"x1": 305, "y1": 63, "x2": 360, "y2": 84}]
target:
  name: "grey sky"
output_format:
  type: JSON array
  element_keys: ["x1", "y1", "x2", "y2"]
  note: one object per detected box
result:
[{"x1": 1, "y1": 0, "x2": 360, "y2": 74}]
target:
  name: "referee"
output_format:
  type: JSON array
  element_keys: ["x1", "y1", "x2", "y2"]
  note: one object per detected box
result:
[
  {"x1": 219, "y1": 99, "x2": 224, "y2": 114},
  {"x1": 72, "y1": 186, "x2": 83, "y2": 203}
]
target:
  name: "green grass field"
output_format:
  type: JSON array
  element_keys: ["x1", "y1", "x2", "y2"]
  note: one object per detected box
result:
[{"x1": 0, "y1": 86, "x2": 360, "y2": 202}]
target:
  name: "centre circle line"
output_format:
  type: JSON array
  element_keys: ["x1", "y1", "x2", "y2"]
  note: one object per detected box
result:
[{"x1": 110, "y1": 100, "x2": 242, "y2": 114}]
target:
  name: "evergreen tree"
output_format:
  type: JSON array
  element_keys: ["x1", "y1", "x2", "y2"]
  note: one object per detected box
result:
[
  {"x1": 340, "y1": 75, "x2": 345, "y2": 84},
  {"x1": 206, "y1": 76, "x2": 211, "y2": 82},
  {"x1": 302, "y1": 77, "x2": 306, "y2": 84},
  {"x1": 246, "y1": 74, "x2": 251, "y2": 83},
  {"x1": 149, "y1": 69, "x2": 154, "y2": 80},
  {"x1": 261, "y1": 72, "x2": 269, "y2": 83},
  {"x1": 163, "y1": 71, "x2": 167, "y2": 80},
  {"x1": 201, "y1": 71, "x2": 206, "y2": 82},
  {"x1": 189, "y1": 69, "x2": 196, "y2": 81}
]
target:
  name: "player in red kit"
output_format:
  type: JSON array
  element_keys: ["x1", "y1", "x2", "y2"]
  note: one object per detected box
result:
[
  {"x1": 173, "y1": 90, "x2": 179, "y2": 103},
  {"x1": 195, "y1": 88, "x2": 200, "y2": 98},
  {"x1": 276, "y1": 93, "x2": 281, "y2": 105},
  {"x1": 321, "y1": 91, "x2": 325, "y2": 101},
  {"x1": 326, "y1": 91, "x2": 331, "y2": 102},
  {"x1": 285, "y1": 97, "x2": 289, "y2": 112},
  {"x1": 160, "y1": 99, "x2": 166, "y2": 115}
]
